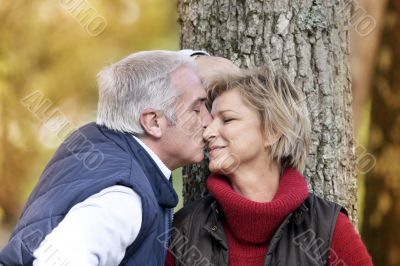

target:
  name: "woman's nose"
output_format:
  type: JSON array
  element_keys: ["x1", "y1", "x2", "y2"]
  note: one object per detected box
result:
[{"x1": 201, "y1": 105, "x2": 212, "y2": 128}]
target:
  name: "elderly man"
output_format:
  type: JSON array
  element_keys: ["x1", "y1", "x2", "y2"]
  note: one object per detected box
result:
[{"x1": 0, "y1": 50, "x2": 238, "y2": 266}]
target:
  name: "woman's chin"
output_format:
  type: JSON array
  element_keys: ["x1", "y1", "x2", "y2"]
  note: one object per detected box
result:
[
  {"x1": 208, "y1": 161, "x2": 220, "y2": 173},
  {"x1": 208, "y1": 159, "x2": 238, "y2": 175}
]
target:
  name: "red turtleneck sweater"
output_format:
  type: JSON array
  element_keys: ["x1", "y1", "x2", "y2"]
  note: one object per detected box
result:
[{"x1": 166, "y1": 169, "x2": 373, "y2": 266}]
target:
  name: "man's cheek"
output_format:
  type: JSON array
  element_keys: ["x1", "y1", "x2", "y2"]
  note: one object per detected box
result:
[{"x1": 179, "y1": 114, "x2": 197, "y2": 134}]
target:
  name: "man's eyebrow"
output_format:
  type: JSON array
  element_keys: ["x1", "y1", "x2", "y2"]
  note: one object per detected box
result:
[{"x1": 190, "y1": 97, "x2": 207, "y2": 108}]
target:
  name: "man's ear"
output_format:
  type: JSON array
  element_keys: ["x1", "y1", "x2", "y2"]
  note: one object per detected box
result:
[{"x1": 139, "y1": 109, "x2": 163, "y2": 138}]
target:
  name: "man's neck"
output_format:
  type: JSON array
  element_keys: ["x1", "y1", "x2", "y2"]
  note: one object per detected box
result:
[{"x1": 133, "y1": 136, "x2": 171, "y2": 179}]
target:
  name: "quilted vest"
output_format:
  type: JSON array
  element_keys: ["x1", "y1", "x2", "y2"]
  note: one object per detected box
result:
[{"x1": 0, "y1": 122, "x2": 178, "y2": 266}]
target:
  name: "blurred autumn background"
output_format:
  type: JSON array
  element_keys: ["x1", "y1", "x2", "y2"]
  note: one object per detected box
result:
[
  {"x1": 0, "y1": 0, "x2": 399, "y2": 265},
  {"x1": 0, "y1": 0, "x2": 179, "y2": 245}
]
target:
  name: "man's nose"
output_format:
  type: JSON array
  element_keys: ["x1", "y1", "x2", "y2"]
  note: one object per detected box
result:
[{"x1": 201, "y1": 107, "x2": 212, "y2": 128}]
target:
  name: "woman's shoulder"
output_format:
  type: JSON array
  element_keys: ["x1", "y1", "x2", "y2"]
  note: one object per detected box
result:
[
  {"x1": 173, "y1": 195, "x2": 216, "y2": 228},
  {"x1": 305, "y1": 193, "x2": 348, "y2": 215}
]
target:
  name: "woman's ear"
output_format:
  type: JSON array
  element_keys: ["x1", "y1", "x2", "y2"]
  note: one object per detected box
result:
[
  {"x1": 139, "y1": 109, "x2": 163, "y2": 138},
  {"x1": 264, "y1": 132, "x2": 281, "y2": 147}
]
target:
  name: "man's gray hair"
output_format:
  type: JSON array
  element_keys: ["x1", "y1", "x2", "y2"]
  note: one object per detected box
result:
[{"x1": 96, "y1": 50, "x2": 196, "y2": 135}]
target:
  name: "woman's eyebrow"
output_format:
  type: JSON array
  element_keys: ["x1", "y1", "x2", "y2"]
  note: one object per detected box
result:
[
  {"x1": 211, "y1": 109, "x2": 240, "y2": 116},
  {"x1": 219, "y1": 109, "x2": 239, "y2": 114}
]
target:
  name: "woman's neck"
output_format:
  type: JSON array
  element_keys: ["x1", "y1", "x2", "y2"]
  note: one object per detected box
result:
[
  {"x1": 207, "y1": 167, "x2": 309, "y2": 245},
  {"x1": 228, "y1": 160, "x2": 280, "y2": 202}
]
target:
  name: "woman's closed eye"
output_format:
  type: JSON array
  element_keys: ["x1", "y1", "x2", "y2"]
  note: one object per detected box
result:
[{"x1": 223, "y1": 118, "x2": 235, "y2": 123}]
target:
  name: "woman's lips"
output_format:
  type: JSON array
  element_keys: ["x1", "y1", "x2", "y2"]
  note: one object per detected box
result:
[{"x1": 208, "y1": 146, "x2": 225, "y2": 157}]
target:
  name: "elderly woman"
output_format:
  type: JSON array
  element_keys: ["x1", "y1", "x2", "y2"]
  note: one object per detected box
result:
[{"x1": 166, "y1": 67, "x2": 372, "y2": 266}]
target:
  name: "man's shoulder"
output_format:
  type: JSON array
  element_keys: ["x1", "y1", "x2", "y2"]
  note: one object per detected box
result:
[{"x1": 62, "y1": 122, "x2": 133, "y2": 162}]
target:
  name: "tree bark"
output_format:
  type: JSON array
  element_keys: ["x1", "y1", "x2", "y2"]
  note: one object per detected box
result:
[
  {"x1": 362, "y1": 0, "x2": 400, "y2": 265},
  {"x1": 178, "y1": 0, "x2": 358, "y2": 223}
]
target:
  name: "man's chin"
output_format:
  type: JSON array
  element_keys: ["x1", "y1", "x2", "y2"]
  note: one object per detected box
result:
[{"x1": 190, "y1": 152, "x2": 205, "y2": 164}]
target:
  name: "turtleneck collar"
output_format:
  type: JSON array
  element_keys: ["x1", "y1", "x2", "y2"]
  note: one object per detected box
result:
[{"x1": 207, "y1": 168, "x2": 308, "y2": 245}]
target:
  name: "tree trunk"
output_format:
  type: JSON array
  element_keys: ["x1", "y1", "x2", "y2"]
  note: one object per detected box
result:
[
  {"x1": 362, "y1": 0, "x2": 400, "y2": 265},
  {"x1": 178, "y1": 0, "x2": 358, "y2": 223}
]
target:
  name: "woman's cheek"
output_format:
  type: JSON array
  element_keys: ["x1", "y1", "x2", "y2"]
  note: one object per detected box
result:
[{"x1": 209, "y1": 151, "x2": 240, "y2": 175}]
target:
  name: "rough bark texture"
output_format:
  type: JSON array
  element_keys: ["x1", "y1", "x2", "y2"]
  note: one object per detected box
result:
[
  {"x1": 362, "y1": 1, "x2": 400, "y2": 265},
  {"x1": 178, "y1": 0, "x2": 357, "y2": 223}
]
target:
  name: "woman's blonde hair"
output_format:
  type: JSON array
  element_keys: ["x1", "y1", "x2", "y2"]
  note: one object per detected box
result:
[{"x1": 207, "y1": 67, "x2": 311, "y2": 172}]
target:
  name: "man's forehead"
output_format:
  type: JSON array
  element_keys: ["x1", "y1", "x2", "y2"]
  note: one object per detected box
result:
[
  {"x1": 171, "y1": 66, "x2": 206, "y2": 98},
  {"x1": 170, "y1": 65, "x2": 199, "y2": 83}
]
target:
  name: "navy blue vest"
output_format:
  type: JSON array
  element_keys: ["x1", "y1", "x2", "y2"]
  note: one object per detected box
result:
[{"x1": 0, "y1": 122, "x2": 178, "y2": 266}]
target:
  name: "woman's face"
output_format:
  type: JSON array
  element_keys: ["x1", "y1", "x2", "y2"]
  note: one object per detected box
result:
[{"x1": 203, "y1": 89, "x2": 271, "y2": 174}]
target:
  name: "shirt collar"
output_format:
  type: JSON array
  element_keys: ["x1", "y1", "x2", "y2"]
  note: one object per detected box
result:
[{"x1": 132, "y1": 136, "x2": 171, "y2": 180}]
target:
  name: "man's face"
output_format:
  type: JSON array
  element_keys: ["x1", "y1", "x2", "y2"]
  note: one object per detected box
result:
[{"x1": 162, "y1": 66, "x2": 211, "y2": 169}]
